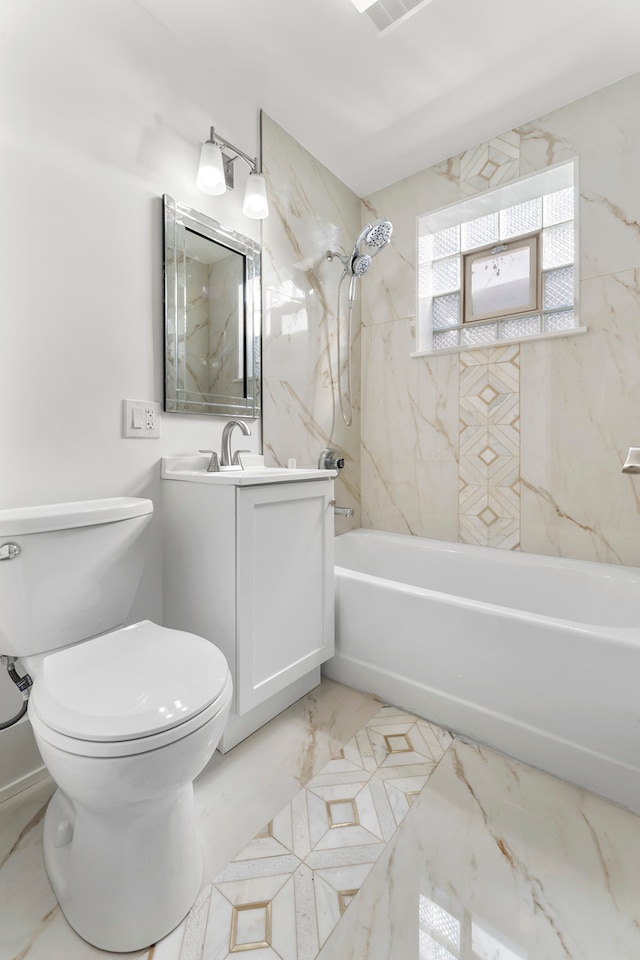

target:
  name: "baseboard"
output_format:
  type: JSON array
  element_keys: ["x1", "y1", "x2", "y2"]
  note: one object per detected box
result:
[{"x1": 0, "y1": 714, "x2": 49, "y2": 804}]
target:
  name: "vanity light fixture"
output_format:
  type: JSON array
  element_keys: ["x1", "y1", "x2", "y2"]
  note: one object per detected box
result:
[{"x1": 196, "y1": 126, "x2": 269, "y2": 220}]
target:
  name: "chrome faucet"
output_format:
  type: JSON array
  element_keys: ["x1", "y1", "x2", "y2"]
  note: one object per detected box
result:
[{"x1": 221, "y1": 419, "x2": 252, "y2": 467}]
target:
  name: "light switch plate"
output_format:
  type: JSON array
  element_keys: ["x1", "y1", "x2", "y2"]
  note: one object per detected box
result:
[{"x1": 123, "y1": 399, "x2": 162, "y2": 439}]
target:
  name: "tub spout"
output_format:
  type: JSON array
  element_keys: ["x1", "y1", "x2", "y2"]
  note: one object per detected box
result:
[{"x1": 331, "y1": 500, "x2": 354, "y2": 518}]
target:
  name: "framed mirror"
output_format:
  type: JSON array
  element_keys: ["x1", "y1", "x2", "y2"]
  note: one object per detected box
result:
[{"x1": 163, "y1": 195, "x2": 261, "y2": 418}]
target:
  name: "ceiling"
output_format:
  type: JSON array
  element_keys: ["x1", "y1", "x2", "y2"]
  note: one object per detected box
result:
[{"x1": 137, "y1": 0, "x2": 640, "y2": 197}]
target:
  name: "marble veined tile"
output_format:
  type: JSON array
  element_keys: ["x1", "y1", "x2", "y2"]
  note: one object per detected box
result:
[
  {"x1": 180, "y1": 709, "x2": 451, "y2": 960},
  {"x1": 0, "y1": 680, "x2": 380, "y2": 960},
  {"x1": 318, "y1": 739, "x2": 640, "y2": 960}
]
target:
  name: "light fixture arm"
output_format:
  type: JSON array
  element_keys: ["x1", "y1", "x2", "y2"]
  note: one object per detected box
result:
[{"x1": 207, "y1": 126, "x2": 260, "y2": 174}]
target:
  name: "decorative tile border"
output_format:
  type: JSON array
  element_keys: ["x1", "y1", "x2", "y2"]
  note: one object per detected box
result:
[
  {"x1": 177, "y1": 708, "x2": 452, "y2": 960},
  {"x1": 459, "y1": 345, "x2": 521, "y2": 549},
  {"x1": 460, "y1": 130, "x2": 521, "y2": 196}
]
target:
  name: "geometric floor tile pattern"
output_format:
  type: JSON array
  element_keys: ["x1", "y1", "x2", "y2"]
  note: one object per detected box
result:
[{"x1": 177, "y1": 707, "x2": 452, "y2": 960}]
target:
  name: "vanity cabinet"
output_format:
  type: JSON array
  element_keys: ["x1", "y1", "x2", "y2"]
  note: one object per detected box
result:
[{"x1": 162, "y1": 470, "x2": 335, "y2": 750}]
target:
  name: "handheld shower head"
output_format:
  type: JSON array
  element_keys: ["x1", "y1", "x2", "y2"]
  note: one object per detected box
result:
[
  {"x1": 347, "y1": 220, "x2": 393, "y2": 276},
  {"x1": 328, "y1": 219, "x2": 392, "y2": 429},
  {"x1": 351, "y1": 253, "x2": 372, "y2": 276}
]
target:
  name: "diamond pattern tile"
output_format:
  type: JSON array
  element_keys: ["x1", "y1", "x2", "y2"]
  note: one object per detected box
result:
[
  {"x1": 459, "y1": 348, "x2": 520, "y2": 550},
  {"x1": 460, "y1": 132, "x2": 520, "y2": 196},
  {"x1": 178, "y1": 710, "x2": 452, "y2": 960}
]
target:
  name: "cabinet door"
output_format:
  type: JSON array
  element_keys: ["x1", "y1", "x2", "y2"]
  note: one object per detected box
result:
[{"x1": 236, "y1": 480, "x2": 334, "y2": 715}]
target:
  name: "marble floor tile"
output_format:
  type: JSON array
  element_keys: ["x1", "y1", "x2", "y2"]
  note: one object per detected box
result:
[
  {"x1": 3, "y1": 678, "x2": 640, "y2": 960},
  {"x1": 178, "y1": 708, "x2": 451, "y2": 960},
  {"x1": 318, "y1": 738, "x2": 640, "y2": 960},
  {"x1": 0, "y1": 679, "x2": 380, "y2": 960}
]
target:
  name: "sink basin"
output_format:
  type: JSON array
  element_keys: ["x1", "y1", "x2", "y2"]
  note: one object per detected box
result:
[{"x1": 161, "y1": 455, "x2": 337, "y2": 486}]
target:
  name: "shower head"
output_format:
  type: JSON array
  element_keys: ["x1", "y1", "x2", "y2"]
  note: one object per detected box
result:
[
  {"x1": 364, "y1": 220, "x2": 393, "y2": 250},
  {"x1": 352, "y1": 253, "x2": 372, "y2": 276},
  {"x1": 348, "y1": 219, "x2": 393, "y2": 275},
  {"x1": 327, "y1": 218, "x2": 393, "y2": 279}
]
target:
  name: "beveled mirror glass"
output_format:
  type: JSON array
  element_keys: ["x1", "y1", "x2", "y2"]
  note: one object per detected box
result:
[{"x1": 163, "y1": 194, "x2": 261, "y2": 417}]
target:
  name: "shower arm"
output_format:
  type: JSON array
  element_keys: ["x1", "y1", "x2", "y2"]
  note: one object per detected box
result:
[{"x1": 326, "y1": 250, "x2": 349, "y2": 269}]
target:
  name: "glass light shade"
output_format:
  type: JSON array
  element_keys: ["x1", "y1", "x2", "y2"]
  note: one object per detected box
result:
[
  {"x1": 242, "y1": 172, "x2": 269, "y2": 220},
  {"x1": 197, "y1": 141, "x2": 226, "y2": 195}
]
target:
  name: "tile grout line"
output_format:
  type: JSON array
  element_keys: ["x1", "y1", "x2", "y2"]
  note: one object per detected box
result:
[{"x1": 181, "y1": 706, "x2": 453, "y2": 960}]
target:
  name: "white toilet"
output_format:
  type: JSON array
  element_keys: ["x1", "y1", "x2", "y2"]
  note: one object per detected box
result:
[{"x1": 0, "y1": 496, "x2": 232, "y2": 952}]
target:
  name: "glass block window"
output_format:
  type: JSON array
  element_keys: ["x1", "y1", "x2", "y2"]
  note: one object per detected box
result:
[
  {"x1": 543, "y1": 187, "x2": 573, "y2": 226},
  {"x1": 501, "y1": 314, "x2": 540, "y2": 339},
  {"x1": 542, "y1": 222, "x2": 574, "y2": 269},
  {"x1": 461, "y1": 212, "x2": 499, "y2": 251},
  {"x1": 462, "y1": 322, "x2": 498, "y2": 346},
  {"x1": 432, "y1": 225, "x2": 460, "y2": 259},
  {"x1": 432, "y1": 293, "x2": 460, "y2": 328},
  {"x1": 464, "y1": 235, "x2": 539, "y2": 323},
  {"x1": 416, "y1": 161, "x2": 581, "y2": 355},
  {"x1": 543, "y1": 266, "x2": 574, "y2": 310},
  {"x1": 432, "y1": 329, "x2": 460, "y2": 350},
  {"x1": 432, "y1": 256, "x2": 460, "y2": 295},
  {"x1": 499, "y1": 198, "x2": 541, "y2": 239}
]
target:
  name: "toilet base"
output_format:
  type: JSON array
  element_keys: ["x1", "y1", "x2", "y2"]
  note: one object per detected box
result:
[{"x1": 43, "y1": 786, "x2": 203, "y2": 952}]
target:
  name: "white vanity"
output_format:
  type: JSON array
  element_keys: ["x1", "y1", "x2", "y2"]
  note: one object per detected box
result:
[{"x1": 161, "y1": 455, "x2": 336, "y2": 751}]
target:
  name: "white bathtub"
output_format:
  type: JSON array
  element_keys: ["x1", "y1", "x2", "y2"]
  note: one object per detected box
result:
[{"x1": 323, "y1": 529, "x2": 640, "y2": 814}]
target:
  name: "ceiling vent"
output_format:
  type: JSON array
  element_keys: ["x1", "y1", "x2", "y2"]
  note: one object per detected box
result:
[{"x1": 364, "y1": 0, "x2": 433, "y2": 33}]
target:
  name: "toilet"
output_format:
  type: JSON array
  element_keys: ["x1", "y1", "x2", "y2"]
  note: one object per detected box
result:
[{"x1": 0, "y1": 496, "x2": 232, "y2": 952}]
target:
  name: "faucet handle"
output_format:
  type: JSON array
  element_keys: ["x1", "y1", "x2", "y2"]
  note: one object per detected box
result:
[
  {"x1": 199, "y1": 449, "x2": 220, "y2": 472},
  {"x1": 231, "y1": 449, "x2": 251, "y2": 468},
  {"x1": 318, "y1": 448, "x2": 345, "y2": 470}
]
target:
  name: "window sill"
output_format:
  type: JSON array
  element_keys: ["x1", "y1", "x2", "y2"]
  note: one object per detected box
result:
[{"x1": 411, "y1": 325, "x2": 588, "y2": 359}]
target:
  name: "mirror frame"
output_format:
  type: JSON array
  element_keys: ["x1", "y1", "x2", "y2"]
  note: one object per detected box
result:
[{"x1": 163, "y1": 194, "x2": 261, "y2": 418}]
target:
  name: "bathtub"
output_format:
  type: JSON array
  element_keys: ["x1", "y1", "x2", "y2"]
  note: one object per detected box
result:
[{"x1": 323, "y1": 529, "x2": 640, "y2": 814}]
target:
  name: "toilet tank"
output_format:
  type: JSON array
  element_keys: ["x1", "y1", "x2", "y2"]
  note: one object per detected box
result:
[{"x1": 0, "y1": 498, "x2": 153, "y2": 658}]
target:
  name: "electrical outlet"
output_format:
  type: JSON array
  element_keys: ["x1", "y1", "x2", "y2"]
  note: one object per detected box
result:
[{"x1": 123, "y1": 399, "x2": 162, "y2": 439}]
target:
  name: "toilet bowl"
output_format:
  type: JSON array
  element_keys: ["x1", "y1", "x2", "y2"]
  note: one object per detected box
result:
[
  {"x1": 28, "y1": 621, "x2": 232, "y2": 951},
  {"x1": 0, "y1": 498, "x2": 232, "y2": 952}
]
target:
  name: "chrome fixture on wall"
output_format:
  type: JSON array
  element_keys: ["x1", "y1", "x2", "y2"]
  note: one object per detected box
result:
[
  {"x1": 197, "y1": 125, "x2": 269, "y2": 220},
  {"x1": 318, "y1": 447, "x2": 345, "y2": 470},
  {"x1": 622, "y1": 447, "x2": 640, "y2": 473},
  {"x1": 326, "y1": 220, "x2": 393, "y2": 426}
]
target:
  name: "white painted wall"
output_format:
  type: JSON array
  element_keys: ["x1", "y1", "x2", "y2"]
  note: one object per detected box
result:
[{"x1": 0, "y1": 0, "x2": 263, "y2": 789}]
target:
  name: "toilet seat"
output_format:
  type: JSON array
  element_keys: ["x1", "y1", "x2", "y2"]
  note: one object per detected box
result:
[{"x1": 29, "y1": 620, "x2": 232, "y2": 758}]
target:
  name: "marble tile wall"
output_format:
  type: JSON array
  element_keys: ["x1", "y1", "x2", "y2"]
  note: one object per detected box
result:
[
  {"x1": 261, "y1": 114, "x2": 363, "y2": 530},
  {"x1": 360, "y1": 70, "x2": 640, "y2": 565}
]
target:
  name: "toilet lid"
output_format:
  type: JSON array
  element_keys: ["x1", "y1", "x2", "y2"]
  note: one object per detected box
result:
[{"x1": 30, "y1": 621, "x2": 230, "y2": 742}]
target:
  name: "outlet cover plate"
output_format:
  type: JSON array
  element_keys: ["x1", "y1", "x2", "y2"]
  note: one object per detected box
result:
[{"x1": 123, "y1": 399, "x2": 162, "y2": 439}]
